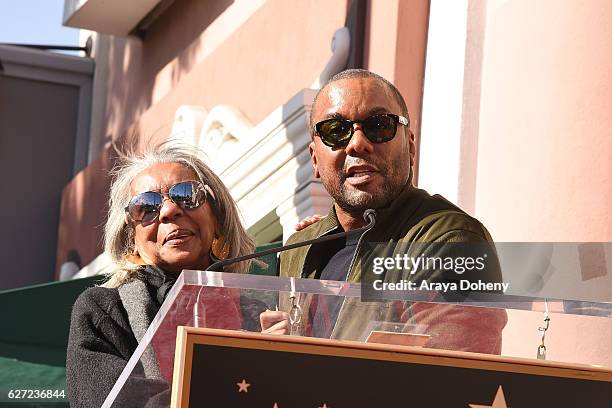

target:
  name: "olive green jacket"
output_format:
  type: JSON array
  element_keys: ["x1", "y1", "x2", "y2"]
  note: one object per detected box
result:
[
  {"x1": 278, "y1": 183, "x2": 507, "y2": 354},
  {"x1": 280, "y1": 184, "x2": 499, "y2": 280}
]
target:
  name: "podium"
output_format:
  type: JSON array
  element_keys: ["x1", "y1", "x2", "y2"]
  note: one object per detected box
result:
[{"x1": 102, "y1": 271, "x2": 612, "y2": 407}]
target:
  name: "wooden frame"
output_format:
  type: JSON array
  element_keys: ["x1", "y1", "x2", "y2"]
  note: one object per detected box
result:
[{"x1": 171, "y1": 327, "x2": 612, "y2": 407}]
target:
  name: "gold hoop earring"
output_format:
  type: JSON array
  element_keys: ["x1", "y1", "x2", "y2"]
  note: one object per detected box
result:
[
  {"x1": 211, "y1": 235, "x2": 230, "y2": 260},
  {"x1": 126, "y1": 248, "x2": 146, "y2": 265}
]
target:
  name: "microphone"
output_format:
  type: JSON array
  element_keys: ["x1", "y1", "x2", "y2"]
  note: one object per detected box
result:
[{"x1": 205, "y1": 209, "x2": 377, "y2": 272}]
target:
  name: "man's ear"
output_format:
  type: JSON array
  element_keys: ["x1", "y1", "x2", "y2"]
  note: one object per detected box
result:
[{"x1": 309, "y1": 140, "x2": 320, "y2": 178}]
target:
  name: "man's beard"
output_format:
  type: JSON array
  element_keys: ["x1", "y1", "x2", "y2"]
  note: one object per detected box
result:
[{"x1": 326, "y1": 155, "x2": 408, "y2": 215}]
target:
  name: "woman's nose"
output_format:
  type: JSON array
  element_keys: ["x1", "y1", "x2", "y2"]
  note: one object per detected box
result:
[{"x1": 158, "y1": 197, "x2": 183, "y2": 222}]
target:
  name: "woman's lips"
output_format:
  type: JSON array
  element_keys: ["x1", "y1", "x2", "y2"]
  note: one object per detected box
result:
[
  {"x1": 164, "y1": 236, "x2": 193, "y2": 246},
  {"x1": 164, "y1": 229, "x2": 194, "y2": 246}
]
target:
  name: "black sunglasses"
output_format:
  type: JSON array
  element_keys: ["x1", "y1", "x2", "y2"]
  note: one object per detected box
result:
[
  {"x1": 125, "y1": 181, "x2": 215, "y2": 223},
  {"x1": 313, "y1": 113, "x2": 409, "y2": 148}
]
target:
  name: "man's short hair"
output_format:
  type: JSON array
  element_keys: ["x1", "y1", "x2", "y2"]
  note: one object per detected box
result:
[{"x1": 310, "y1": 69, "x2": 410, "y2": 132}]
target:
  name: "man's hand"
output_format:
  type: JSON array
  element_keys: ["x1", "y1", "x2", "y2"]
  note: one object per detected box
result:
[
  {"x1": 260, "y1": 310, "x2": 290, "y2": 334},
  {"x1": 295, "y1": 214, "x2": 324, "y2": 231}
]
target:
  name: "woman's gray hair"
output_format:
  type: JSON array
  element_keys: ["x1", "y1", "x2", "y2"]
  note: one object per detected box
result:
[{"x1": 103, "y1": 142, "x2": 254, "y2": 287}]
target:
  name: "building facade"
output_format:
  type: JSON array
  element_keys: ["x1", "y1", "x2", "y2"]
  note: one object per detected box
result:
[{"x1": 57, "y1": 0, "x2": 612, "y2": 364}]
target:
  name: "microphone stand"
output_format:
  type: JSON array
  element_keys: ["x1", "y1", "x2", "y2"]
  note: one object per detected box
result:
[
  {"x1": 194, "y1": 209, "x2": 377, "y2": 328},
  {"x1": 204, "y1": 209, "x2": 377, "y2": 272}
]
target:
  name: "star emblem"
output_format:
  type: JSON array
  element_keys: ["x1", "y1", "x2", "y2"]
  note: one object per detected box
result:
[
  {"x1": 469, "y1": 385, "x2": 509, "y2": 408},
  {"x1": 236, "y1": 379, "x2": 250, "y2": 393}
]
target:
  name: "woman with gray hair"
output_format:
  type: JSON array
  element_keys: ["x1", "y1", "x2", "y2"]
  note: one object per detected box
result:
[{"x1": 66, "y1": 143, "x2": 255, "y2": 407}]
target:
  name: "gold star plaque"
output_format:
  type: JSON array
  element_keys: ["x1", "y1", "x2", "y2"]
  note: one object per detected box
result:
[{"x1": 236, "y1": 379, "x2": 250, "y2": 393}]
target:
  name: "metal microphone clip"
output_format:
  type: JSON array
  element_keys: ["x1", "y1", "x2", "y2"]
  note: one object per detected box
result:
[{"x1": 363, "y1": 209, "x2": 377, "y2": 225}]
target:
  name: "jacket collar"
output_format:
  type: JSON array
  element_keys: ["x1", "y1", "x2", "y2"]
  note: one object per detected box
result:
[{"x1": 139, "y1": 265, "x2": 179, "y2": 306}]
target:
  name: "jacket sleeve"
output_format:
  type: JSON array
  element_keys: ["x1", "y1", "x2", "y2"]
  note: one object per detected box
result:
[
  {"x1": 402, "y1": 229, "x2": 508, "y2": 354},
  {"x1": 400, "y1": 301, "x2": 507, "y2": 354},
  {"x1": 66, "y1": 288, "x2": 169, "y2": 407}
]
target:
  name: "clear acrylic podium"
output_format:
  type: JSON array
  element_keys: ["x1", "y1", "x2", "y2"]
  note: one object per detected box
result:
[{"x1": 102, "y1": 270, "x2": 612, "y2": 407}]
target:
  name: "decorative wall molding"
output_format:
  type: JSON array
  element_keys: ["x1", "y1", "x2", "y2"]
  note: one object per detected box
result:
[
  {"x1": 170, "y1": 105, "x2": 208, "y2": 147},
  {"x1": 71, "y1": 25, "x2": 351, "y2": 278},
  {"x1": 214, "y1": 89, "x2": 332, "y2": 241},
  {"x1": 166, "y1": 25, "x2": 352, "y2": 241},
  {"x1": 171, "y1": 89, "x2": 333, "y2": 243},
  {"x1": 178, "y1": 25, "x2": 350, "y2": 240},
  {"x1": 276, "y1": 181, "x2": 333, "y2": 240},
  {"x1": 198, "y1": 105, "x2": 254, "y2": 173},
  {"x1": 311, "y1": 27, "x2": 351, "y2": 89}
]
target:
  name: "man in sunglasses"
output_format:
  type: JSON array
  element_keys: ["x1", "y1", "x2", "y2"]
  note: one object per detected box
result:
[{"x1": 262, "y1": 69, "x2": 506, "y2": 354}]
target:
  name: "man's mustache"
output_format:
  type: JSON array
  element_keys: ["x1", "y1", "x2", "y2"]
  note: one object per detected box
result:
[{"x1": 341, "y1": 157, "x2": 384, "y2": 178}]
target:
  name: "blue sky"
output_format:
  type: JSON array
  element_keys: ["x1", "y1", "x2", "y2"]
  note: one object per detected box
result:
[{"x1": 0, "y1": 0, "x2": 79, "y2": 45}]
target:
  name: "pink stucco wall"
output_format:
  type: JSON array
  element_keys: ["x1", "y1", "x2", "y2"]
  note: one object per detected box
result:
[
  {"x1": 55, "y1": 0, "x2": 612, "y2": 370},
  {"x1": 57, "y1": 0, "x2": 433, "y2": 274},
  {"x1": 101, "y1": 0, "x2": 350, "y2": 147},
  {"x1": 473, "y1": 0, "x2": 612, "y2": 242},
  {"x1": 365, "y1": 0, "x2": 430, "y2": 183},
  {"x1": 56, "y1": 0, "x2": 352, "y2": 273},
  {"x1": 56, "y1": 144, "x2": 114, "y2": 275},
  {"x1": 465, "y1": 0, "x2": 612, "y2": 365}
]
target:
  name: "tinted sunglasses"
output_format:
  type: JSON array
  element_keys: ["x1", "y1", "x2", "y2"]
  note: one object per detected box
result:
[
  {"x1": 125, "y1": 181, "x2": 215, "y2": 223},
  {"x1": 313, "y1": 113, "x2": 409, "y2": 148}
]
